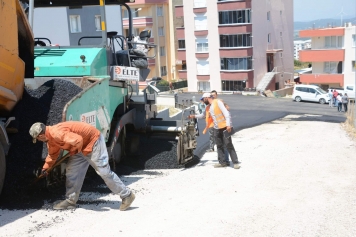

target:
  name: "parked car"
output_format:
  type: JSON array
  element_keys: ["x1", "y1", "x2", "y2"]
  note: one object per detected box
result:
[
  {"x1": 293, "y1": 85, "x2": 330, "y2": 104},
  {"x1": 327, "y1": 85, "x2": 355, "y2": 99}
]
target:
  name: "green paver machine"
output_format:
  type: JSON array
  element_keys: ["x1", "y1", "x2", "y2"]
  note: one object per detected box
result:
[{"x1": 23, "y1": 0, "x2": 197, "y2": 186}]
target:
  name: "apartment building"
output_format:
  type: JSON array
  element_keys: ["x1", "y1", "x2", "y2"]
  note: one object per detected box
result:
[
  {"x1": 174, "y1": 0, "x2": 294, "y2": 92},
  {"x1": 299, "y1": 23, "x2": 356, "y2": 88},
  {"x1": 126, "y1": 0, "x2": 171, "y2": 81},
  {"x1": 294, "y1": 40, "x2": 311, "y2": 60}
]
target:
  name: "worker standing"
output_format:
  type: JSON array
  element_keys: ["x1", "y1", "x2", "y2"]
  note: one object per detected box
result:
[
  {"x1": 189, "y1": 93, "x2": 240, "y2": 169},
  {"x1": 29, "y1": 121, "x2": 135, "y2": 211}
]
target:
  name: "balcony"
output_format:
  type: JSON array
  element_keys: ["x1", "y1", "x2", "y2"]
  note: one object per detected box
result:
[
  {"x1": 195, "y1": 25, "x2": 208, "y2": 36},
  {"x1": 217, "y1": 0, "x2": 251, "y2": 11},
  {"x1": 177, "y1": 49, "x2": 186, "y2": 60},
  {"x1": 299, "y1": 49, "x2": 345, "y2": 62},
  {"x1": 218, "y1": 24, "x2": 252, "y2": 35},
  {"x1": 178, "y1": 70, "x2": 187, "y2": 79},
  {"x1": 220, "y1": 71, "x2": 254, "y2": 80},
  {"x1": 193, "y1": 3, "x2": 207, "y2": 14},
  {"x1": 220, "y1": 48, "x2": 252, "y2": 58},
  {"x1": 299, "y1": 28, "x2": 345, "y2": 38},
  {"x1": 300, "y1": 74, "x2": 344, "y2": 86},
  {"x1": 123, "y1": 17, "x2": 153, "y2": 28},
  {"x1": 196, "y1": 52, "x2": 209, "y2": 58},
  {"x1": 175, "y1": 5, "x2": 184, "y2": 17}
]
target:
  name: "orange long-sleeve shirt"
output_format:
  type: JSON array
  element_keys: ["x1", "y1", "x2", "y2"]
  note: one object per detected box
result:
[{"x1": 43, "y1": 121, "x2": 100, "y2": 170}]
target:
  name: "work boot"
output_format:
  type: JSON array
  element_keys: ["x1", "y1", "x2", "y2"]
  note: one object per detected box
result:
[
  {"x1": 214, "y1": 163, "x2": 228, "y2": 168},
  {"x1": 120, "y1": 192, "x2": 136, "y2": 211},
  {"x1": 53, "y1": 200, "x2": 76, "y2": 210},
  {"x1": 233, "y1": 164, "x2": 241, "y2": 169}
]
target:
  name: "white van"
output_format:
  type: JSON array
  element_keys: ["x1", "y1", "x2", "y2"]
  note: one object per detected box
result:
[
  {"x1": 292, "y1": 85, "x2": 330, "y2": 104},
  {"x1": 327, "y1": 85, "x2": 355, "y2": 99}
]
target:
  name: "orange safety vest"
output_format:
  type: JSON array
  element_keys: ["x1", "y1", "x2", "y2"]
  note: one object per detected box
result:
[{"x1": 203, "y1": 99, "x2": 227, "y2": 134}]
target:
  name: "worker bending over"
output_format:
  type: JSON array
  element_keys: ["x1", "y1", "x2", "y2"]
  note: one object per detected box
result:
[{"x1": 29, "y1": 121, "x2": 135, "y2": 211}]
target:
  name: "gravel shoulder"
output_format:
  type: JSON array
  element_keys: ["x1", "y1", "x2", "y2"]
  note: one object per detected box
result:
[{"x1": 1, "y1": 114, "x2": 356, "y2": 237}]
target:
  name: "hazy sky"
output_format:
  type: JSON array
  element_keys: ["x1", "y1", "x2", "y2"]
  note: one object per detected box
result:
[{"x1": 294, "y1": 0, "x2": 356, "y2": 22}]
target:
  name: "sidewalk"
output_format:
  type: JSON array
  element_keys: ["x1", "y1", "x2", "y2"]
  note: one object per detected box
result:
[{"x1": 1, "y1": 114, "x2": 356, "y2": 237}]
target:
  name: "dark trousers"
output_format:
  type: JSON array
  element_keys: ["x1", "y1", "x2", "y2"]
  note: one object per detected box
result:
[
  {"x1": 338, "y1": 102, "x2": 342, "y2": 112},
  {"x1": 208, "y1": 127, "x2": 215, "y2": 150},
  {"x1": 214, "y1": 128, "x2": 238, "y2": 165},
  {"x1": 343, "y1": 103, "x2": 348, "y2": 112}
]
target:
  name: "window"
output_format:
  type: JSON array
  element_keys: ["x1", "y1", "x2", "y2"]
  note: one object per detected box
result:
[
  {"x1": 280, "y1": 32, "x2": 282, "y2": 37},
  {"x1": 194, "y1": 0, "x2": 206, "y2": 8},
  {"x1": 280, "y1": 10, "x2": 282, "y2": 15},
  {"x1": 197, "y1": 82, "x2": 210, "y2": 92},
  {"x1": 324, "y1": 62, "x2": 338, "y2": 73},
  {"x1": 325, "y1": 36, "x2": 343, "y2": 48},
  {"x1": 123, "y1": 8, "x2": 139, "y2": 18},
  {"x1": 160, "y1": 46, "x2": 165, "y2": 56},
  {"x1": 178, "y1": 39, "x2": 186, "y2": 49},
  {"x1": 220, "y1": 57, "x2": 252, "y2": 70},
  {"x1": 280, "y1": 53, "x2": 283, "y2": 58},
  {"x1": 218, "y1": 9, "x2": 251, "y2": 24},
  {"x1": 196, "y1": 38, "x2": 208, "y2": 52},
  {"x1": 95, "y1": 15, "x2": 102, "y2": 31},
  {"x1": 220, "y1": 34, "x2": 252, "y2": 47},
  {"x1": 182, "y1": 60, "x2": 187, "y2": 70},
  {"x1": 160, "y1": 66, "x2": 167, "y2": 76},
  {"x1": 352, "y1": 61, "x2": 355, "y2": 72},
  {"x1": 194, "y1": 15, "x2": 207, "y2": 30},
  {"x1": 197, "y1": 60, "x2": 209, "y2": 75},
  {"x1": 221, "y1": 80, "x2": 246, "y2": 92},
  {"x1": 268, "y1": 33, "x2": 271, "y2": 43},
  {"x1": 158, "y1": 27, "x2": 164, "y2": 36},
  {"x1": 157, "y1": 6, "x2": 163, "y2": 16},
  {"x1": 69, "y1": 15, "x2": 81, "y2": 33},
  {"x1": 353, "y1": 35, "x2": 356, "y2": 47},
  {"x1": 267, "y1": 11, "x2": 270, "y2": 21}
]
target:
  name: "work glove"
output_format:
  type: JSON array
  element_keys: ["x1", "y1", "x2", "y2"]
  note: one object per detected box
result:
[{"x1": 35, "y1": 168, "x2": 48, "y2": 178}]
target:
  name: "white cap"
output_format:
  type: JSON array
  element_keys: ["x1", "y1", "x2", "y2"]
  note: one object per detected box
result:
[{"x1": 201, "y1": 92, "x2": 212, "y2": 100}]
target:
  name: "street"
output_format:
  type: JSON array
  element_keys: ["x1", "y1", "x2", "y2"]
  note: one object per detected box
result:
[{"x1": 1, "y1": 95, "x2": 355, "y2": 237}]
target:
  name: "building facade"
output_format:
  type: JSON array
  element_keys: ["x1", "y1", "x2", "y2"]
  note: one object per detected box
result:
[
  {"x1": 294, "y1": 40, "x2": 311, "y2": 60},
  {"x1": 299, "y1": 23, "x2": 356, "y2": 89},
  {"x1": 174, "y1": 0, "x2": 294, "y2": 92}
]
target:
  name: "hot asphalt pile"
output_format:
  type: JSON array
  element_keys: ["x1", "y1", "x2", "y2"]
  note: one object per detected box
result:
[{"x1": 0, "y1": 79, "x2": 82, "y2": 209}]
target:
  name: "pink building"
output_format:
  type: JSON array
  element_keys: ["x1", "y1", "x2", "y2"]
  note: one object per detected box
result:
[{"x1": 174, "y1": 0, "x2": 294, "y2": 92}]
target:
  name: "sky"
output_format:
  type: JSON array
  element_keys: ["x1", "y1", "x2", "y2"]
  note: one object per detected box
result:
[{"x1": 294, "y1": 0, "x2": 356, "y2": 22}]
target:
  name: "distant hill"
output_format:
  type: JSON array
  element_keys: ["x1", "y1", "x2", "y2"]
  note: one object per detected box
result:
[{"x1": 294, "y1": 17, "x2": 356, "y2": 40}]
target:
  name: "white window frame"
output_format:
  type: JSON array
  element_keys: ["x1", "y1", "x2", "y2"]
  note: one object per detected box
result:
[
  {"x1": 194, "y1": 15, "x2": 207, "y2": 30},
  {"x1": 160, "y1": 66, "x2": 167, "y2": 76},
  {"x1": 160, "y1": 46, "x2": 166, "y2": 56},
  {"x1": 178, "y1": 39, "x2": 186, "y2": 49},
  {"x1": 194, "y1": 0, "x2": 206, "y2": 8},
  {"x1": 95, "y1": 15, "x2": 102, "y2": 31},
  {"x1": 158, "y1": 27, "x2": 164, "y2": 36},
  {"x1": 324, "y1": 61, "x2": 338, "y2": 74},
  {"x1": 157, "y1": 6, "x2": 163, "y2": 16},
  {"x1": 197, "y1": 81, "x2": 210, "y2": 92},
  {"x1": 196, "y1": 60, "x2": 210, "y2": 75},
  {"x1": 69, "y1": 15, "x2": 82, "y2": 33},
  {"x1": 196, "y1": 38, "x2": 209, "y2": 52}
]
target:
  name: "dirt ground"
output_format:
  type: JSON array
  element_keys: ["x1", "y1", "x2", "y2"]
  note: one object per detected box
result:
[{"x1": 1, "y1": 114, "x2": 356, "y2": 237}]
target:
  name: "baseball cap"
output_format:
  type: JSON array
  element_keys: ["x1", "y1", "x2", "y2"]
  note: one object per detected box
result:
[
  {"x1": 201, "y1": 92, "x2": 212, "y2": 100},
  {"x1": 29, "y1": 122, "x2": 46, "y2": 143}
]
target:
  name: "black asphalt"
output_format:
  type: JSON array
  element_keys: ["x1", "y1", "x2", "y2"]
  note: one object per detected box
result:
[{"x1": 177, "y1": 93, "x2": 346, "y2": 158}]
